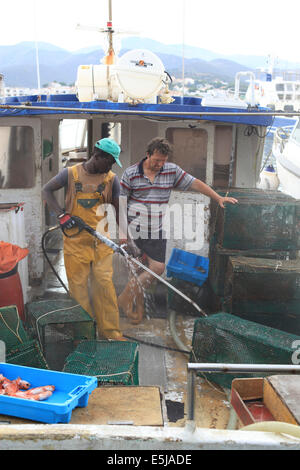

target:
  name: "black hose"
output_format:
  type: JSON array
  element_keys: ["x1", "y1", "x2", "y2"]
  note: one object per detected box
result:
[
  {"x1": 123, "y1": 334, "x2": 190, "y2": 355},
  {"x1": 41, "y1": 226, "x2": 69, "y2": 294}
]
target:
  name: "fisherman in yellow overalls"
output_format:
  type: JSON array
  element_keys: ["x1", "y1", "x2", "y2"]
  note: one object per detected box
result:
[{"x1": 42, "y1": 138, "x2": 126, "y2": 340}]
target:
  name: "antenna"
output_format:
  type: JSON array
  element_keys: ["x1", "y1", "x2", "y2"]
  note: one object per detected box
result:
[
  {"x1": 76, "y1": 0, "x2": 138, "y2": 64},
  {"x1": 181, "y1": 0, "x2": 185, "y2": 102},
  {"x1": 33, "y1": 0, "x2": 41, "y2": 92}
]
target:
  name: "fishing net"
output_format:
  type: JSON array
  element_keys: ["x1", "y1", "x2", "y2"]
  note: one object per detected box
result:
[
  {"x1": 6, "y1": 340, "x2": 49, "y2": 369},
  {"x1": 191, "y1": 312, "x2": 300, "y2": 389},
  {"x1": 210, "y1": 189, "x2": 300, "y2": 251},
  {"x1": 63, "y1": 340, "x2": 139, "y2": 385},
  {"x1": 0, "y1": 305, "x2": 29, "y2": 350},
  {"x1": 26, "y1": 299, "x2": 96, "y2": 371}
]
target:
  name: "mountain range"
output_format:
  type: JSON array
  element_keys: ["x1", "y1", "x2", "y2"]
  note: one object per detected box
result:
[{"x1": 1, "y1": 37, "x2": 300, "y2": 88}]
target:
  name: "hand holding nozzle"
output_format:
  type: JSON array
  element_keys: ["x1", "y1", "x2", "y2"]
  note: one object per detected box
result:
[{"x1": 119, "y1": 238, "x2": 141, "y2": 258}]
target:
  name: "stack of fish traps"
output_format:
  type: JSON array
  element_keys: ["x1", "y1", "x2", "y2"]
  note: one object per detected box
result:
[
  {"x1": 208, "y1": 188, "x2": 300, "y2": 334},
  {"x1": 190, "y1": 189, "x2": 300, "y2": 388}
]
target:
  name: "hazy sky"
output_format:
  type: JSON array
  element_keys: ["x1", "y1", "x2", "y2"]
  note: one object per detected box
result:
[{"x1": 1, "y1": 0, "x2": 300, "y2": 62}]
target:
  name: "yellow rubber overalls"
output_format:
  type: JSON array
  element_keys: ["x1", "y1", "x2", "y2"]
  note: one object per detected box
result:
[{"x1": 63, "y1": 163, "x2": 122, "y2": 339}]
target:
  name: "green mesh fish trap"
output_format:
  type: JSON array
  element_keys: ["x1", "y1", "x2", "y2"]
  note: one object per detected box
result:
[
  {"x1": 191, "y1": 312, "x2": 300, "y2": 389},
  {"x1": 63, "y1": 340, "x2": 139, "y2": 385},
  {"x1": 0, "y1": 305, "x2": 30, "y2": 351},
  {"x1": 208, "y1": 244, "x2": 295, "y2": 297},
  {"x1": 210, "y1": 190, "x2": 300, "y2": 251},
  {"x1": 26, "y1": 299, "x2": 96, "y2": 371},
  {"x1": 222, "y1": 256, "x2": 300, "y2": 334},
  {"x1": 0, "y1": 305, "x2": 49, "y2": 368},
  {"x1": 6, "y1": 340, "x2": 49, "y2": 369}
]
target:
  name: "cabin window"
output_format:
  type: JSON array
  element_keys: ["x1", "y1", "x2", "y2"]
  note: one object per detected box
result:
[
  {"x1": 276, "y1": 84, "x2": 284, "y2": 91},
  {"x1": 166, "y1": 128, "x2": 208, "y2": 181},
  {"x1": 59, "y1": 119, "x2": 88, "y2": 152},
  {"x1": 292, "y1": 119, "x2": 300, "y2": 144},
  {"x1": 214, "y1": 125, "x2": 233, "y2": 187},
  {"x1": 0, "y1": 126, "x2": 35, "y2": 188},
  {"x1": 165, "y1": 125, "x2": 233, "y2": 187}
]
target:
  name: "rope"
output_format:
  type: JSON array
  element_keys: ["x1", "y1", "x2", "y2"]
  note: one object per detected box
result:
[{"x1": 0, "y1": 309, "x2": 23, "y2": 344}]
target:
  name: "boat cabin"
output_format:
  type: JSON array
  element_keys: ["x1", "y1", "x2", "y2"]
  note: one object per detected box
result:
[{"x1": 0, "y1": 94, "x2": 271, "y2": 298}]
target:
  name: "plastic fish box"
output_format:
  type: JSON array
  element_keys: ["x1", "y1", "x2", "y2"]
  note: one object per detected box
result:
[
  {"x1": 0, "y1": 362, "x2": 97, "y2": 423},
  {"x1": 166, "y1": 248, "x2": 209, "y2": 286}
]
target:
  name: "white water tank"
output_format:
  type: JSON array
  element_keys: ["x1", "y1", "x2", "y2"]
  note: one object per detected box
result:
[
  {"x1": 76, "y1": 64, "x2": 121, "y2": 102},
  {"x1": 76, "y1": 49, "x2": 166, "y2": 103},
  {"x1": 114, "y1": 49, "x2": 165, "y2": 101}
]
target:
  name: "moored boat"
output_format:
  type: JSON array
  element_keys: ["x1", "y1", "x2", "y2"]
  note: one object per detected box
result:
[{"x1": 0, "y1": 3, "x2": 300, "y2": 451}]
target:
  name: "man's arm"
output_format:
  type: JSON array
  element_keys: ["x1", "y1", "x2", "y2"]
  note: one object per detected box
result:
[
  {"x1": 42, "y1": 170, "x2": 68, "y2": 217},
  {"x1": 190, "y1": 179, "x2": 238, "y2": 208}
]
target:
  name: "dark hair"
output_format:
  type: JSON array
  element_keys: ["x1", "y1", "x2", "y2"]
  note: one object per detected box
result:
[{"x1": 146, "y1": 138, "x2": 173, "y2": 157}]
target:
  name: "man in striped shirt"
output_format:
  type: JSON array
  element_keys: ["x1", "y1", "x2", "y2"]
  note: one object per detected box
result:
[{"x1": 118, "y1": 137, "x2": 237, "y2": 324}]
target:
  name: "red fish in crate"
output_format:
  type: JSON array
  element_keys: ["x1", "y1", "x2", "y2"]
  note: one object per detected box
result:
[{"x1": 0, "y1": 375, "x2": 55, "y2": 401}]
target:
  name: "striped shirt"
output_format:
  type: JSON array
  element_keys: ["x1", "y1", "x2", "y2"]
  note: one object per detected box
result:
[{"x1": 120, "y1": 158, "x2": 195, "y2": 237}]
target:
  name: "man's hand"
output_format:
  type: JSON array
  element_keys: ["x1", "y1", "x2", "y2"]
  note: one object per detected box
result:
[
  {"x1": 217, "y1": 196, "x2": 238, "y2": 208},
  {"x1": 58, "y1": 213, "x2": 78, "y2": 231},
  {"x1": 119, "y1": 238, "x2": 141, "y2": 258}
]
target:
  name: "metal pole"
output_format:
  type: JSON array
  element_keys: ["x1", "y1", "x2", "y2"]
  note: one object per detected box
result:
[
  {"x1": 187, "y1": 363, "x2": 300, "y2": 373},
  {"x1": 187, "y1": 367, "x2": 195, "y2": 421},
  {"x1": 1, "y1": 104, "x2": 300, "y2": 118}
]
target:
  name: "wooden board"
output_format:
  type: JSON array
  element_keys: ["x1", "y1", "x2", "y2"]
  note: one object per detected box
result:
[
  {"x1": 70, "y1": 386, "x2": 164, "y2": 426},
  {"x1": 263, "y1": 375, "x2": 300, "y2": 425},
  {"x1": 231, "y1": 378, "x2": 270, "y2": 426},
  {"x1": 0, "y1": 386, "x2": 164, "y2": 426}
]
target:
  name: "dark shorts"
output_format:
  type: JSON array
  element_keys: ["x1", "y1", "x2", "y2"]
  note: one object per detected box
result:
[{"x1": 134, "y1": 234, "x2": 167, "y2": 263}]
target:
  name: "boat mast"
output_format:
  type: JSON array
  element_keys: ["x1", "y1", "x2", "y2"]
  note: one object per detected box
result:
[
  {"x1": 104, "y1": 0, "x2": 115, "y2": 64},
  {"x1": 33, "y1": 0, "x2": 41, "y2": 92}
]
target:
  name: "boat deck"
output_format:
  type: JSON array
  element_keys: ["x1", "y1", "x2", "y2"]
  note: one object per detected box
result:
[
  {"x1": 0, "y1": 232, "x2": 231, "y2": 429},
  {"x1": 0, "y1": 313, "x2": 231, "y2": 428}
]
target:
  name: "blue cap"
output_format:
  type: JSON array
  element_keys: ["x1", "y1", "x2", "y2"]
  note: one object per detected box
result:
[{"x1": 95, "y1": 138, "x2": 122, "y2": 167}]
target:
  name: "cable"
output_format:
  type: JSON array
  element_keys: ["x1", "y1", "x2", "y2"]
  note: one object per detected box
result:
[
  {"x1": 41, "y1": 226, "x2": 69, "y2": 294},
  {"x1": 123, "y1": 334, "x2": 190, "y2": 355},
  {"x1": 244, "y1": 119, "x2": 276, "y2": 139}
]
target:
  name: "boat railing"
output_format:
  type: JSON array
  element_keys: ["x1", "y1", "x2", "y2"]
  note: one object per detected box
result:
[
  {"x1": 186, "y1": 363, "x2": 300, "y2": 424},
  {"x1": 235, "y1": 71, "x2": 256, "y2": 106}
]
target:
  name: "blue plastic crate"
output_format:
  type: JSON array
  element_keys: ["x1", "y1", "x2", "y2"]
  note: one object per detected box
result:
[
  {"x1": 0, "y1": 363, "x2": 97, "y2": 423},
  {"x1": 166, "y1": 248, "x2": 209, "y2": 286}
]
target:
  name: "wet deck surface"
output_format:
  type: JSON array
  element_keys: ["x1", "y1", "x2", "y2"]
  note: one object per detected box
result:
[{"x1": 0, "y1": 314, "x2": 231, "y2": 428}]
